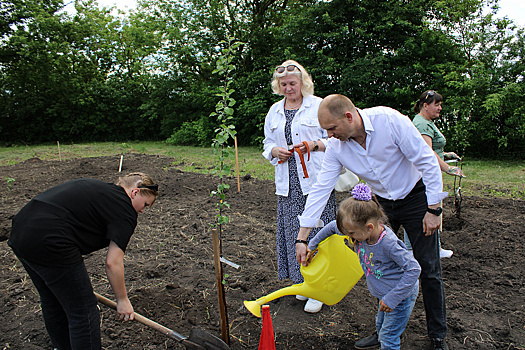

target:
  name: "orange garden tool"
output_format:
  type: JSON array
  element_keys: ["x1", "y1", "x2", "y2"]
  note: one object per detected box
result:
[
  {"x1": 278, "y1": 141, "x2": 310, "y2": 178},
  {"x1": 244, "y1": 234, "x2": 363, "y2": 317}
]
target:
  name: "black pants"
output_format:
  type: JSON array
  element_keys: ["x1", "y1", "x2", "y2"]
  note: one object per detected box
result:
[
  {"x1": 15, "y1": 255, "x2": 101, "y2": 350},
  {"x1": 376, "y1": 180, "x2": 447, "y2": 339}
]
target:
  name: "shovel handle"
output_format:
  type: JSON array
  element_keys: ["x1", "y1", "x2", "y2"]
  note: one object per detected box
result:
[{"x1": 94, "y1": 292, "x2": 203, "y2": 349}]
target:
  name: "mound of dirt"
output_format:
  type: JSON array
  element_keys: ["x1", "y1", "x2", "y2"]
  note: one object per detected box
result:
[{"x1": 1, "y1": 154, "x2": 524, "y2": 349}]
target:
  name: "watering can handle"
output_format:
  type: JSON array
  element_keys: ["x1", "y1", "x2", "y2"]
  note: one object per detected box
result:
[{"x1": 305, "y1": 248, "x2": 318, "y2": 264}]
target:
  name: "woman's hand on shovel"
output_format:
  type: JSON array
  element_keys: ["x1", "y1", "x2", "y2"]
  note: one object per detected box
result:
[{"x1": 117, "y1": 298, "x2": 135, "y2": 322}]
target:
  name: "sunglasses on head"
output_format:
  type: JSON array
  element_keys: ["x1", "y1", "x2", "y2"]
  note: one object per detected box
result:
[
  {"x1": 138, "y1": 184, "x2": 158, "y2": 191},
  {"x1": 275, "y1": 65, "x2": 299, "y2": 74},
  {"x1": 424, "y1": 90, "x2": 436, "y2": 101}
]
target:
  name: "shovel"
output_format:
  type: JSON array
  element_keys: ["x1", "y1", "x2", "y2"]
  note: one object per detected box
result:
[
  {"x1": 94, "y1": 292, "x2": 230, "y2": 350},
  {"x1": 446, "y1": 158, "x2": 464, "y2": 217}
]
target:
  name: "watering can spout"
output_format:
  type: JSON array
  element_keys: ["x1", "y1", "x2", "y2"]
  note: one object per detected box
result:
[
  {"x1": 243, "y1": 285, "x2": 304, "y2": 317},
  {"x1": 244, "y1": 234, "x2": 363, "y2": 318}
]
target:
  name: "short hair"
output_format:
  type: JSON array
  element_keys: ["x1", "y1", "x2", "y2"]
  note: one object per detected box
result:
[
  {"x1": 117, "y1": 172, "x2": 158, "y2": 200},
  {"x1": 321, "y1": 94, "x2": 357, "y2": 119},
  {"x1": 413, "y1": 90, "x2": 443, "y2": 114},
  {"x1": 270, "y1": 60, "x2": 314, "y2": 97}
]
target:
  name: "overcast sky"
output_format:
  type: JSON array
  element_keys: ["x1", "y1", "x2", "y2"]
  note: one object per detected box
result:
[
  {"x1": 65, "y1": 0, "x2": 525, "y2": 27},
  {"x1": 492, "y1": 0, "x2": 525, "y2": 27}
]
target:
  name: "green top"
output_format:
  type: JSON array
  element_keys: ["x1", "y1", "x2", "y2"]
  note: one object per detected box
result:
[{"x1": 412, "y1": 114, "x2": 446, "y2": 160}]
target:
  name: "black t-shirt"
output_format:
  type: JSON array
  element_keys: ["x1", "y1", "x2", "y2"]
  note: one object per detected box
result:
[{"x1": 8, "y1": 179, "x2": 137, "y2": 267}]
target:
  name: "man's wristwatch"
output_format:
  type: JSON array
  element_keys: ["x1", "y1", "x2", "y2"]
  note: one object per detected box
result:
[
  {"x1": 312, "y1": 140, "x2": 319, "y2": 151},
  {"x1": 295, "y1": 239, "x2": 309, "y2": 245},
  {"x1": 427, "y1": 207, "x2": 443, "y2": 216}
]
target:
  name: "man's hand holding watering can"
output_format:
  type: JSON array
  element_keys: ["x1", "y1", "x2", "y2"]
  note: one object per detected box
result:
[{"x1": 296, "y1": 227, "x2": 312, "y2": 266}]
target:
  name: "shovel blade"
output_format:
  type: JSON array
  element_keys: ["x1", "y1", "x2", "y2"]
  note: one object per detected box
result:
[{"x1": 189, "y1": 328, "x2": 230, "y2": 350}]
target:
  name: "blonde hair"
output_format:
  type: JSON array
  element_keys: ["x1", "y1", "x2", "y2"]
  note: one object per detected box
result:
[
  {"x1": 336, "y1": 194, "x2": 387, "y2": 245},
  {"x1": 270, "y1": 60, "x2": 314, "y2": 97},
  {"x1": 117, "y1": 172, "x2": 158, "y2": 200}
]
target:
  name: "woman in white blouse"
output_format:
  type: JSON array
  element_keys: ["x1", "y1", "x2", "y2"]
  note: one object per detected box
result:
[{"x1": 262, "y1": 60, "x2": 336, "y2": 313}]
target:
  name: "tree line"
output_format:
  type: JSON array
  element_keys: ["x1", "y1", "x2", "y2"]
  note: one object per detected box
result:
[{"x1": 1, "y1": 0, "x2": 524, "y2": 158}]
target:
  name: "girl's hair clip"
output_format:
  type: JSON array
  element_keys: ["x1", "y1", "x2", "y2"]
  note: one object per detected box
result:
[{"x1": 351, "y1": 183, "x2": 372, "y2": 201}]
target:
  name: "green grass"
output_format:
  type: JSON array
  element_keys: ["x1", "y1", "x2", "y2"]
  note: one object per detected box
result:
[
  {"x1": 1, "y1": 142, "x2": 523, "y2": 199},
  {"x1": 0, "y1": 141, "x2": 273, "y2": 181},
  {"x1": 443, "y1": 159, "x2": 525, "y2": 200}
]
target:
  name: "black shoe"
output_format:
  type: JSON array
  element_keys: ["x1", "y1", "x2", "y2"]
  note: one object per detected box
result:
[
  {"x1": 354, "y1": 332, "x2": 380, "y2": 349},
  {"x1": 432, "y1": 338, "x2": 449, "y2": 350}
]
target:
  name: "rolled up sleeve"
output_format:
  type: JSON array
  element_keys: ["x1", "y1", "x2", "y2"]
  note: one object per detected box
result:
[{"x1": 299, "y1": 144, "x2": 342, "y2": 227}]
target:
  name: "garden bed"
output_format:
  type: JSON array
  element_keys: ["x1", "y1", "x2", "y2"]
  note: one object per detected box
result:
[{"x1": 1, "y1": 154, "x2": 523, "y2": 349}]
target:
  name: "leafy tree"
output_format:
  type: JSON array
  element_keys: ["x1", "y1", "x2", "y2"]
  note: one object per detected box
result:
[
  {"x1": 1, "y1": 0, "x2": 522, "y2": 158},
  {"x1": 0, "y1": 0, "x2": 164, "y2": 143},
  {"x1": 0, "y1": 0, "x2": 80, "y2": 142},
  {"x1": 431, "y1": 0, "x2": 525, "y2": 158},
  {"x1": 139, "y1": 0, "x2": 297, "y2": 146}
]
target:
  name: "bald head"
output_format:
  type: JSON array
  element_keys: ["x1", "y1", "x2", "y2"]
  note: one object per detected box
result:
[
  {"x1": 318, "y1": 94, "x2": 363, "y2": 141},
  {"x1": 319, "y1": 94, "x2": 357, "y2": 120}
]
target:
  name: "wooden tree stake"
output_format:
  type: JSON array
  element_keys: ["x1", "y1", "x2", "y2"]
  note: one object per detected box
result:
[
  {"x1": 212, "y1": 228, "x2": 230, "y2": 345},
  {"x1": 57, "y1": 141, "x2": 61, "y2": 161},
  {"x1": 235, "y1": 136, "x2": 240, "y2": 192}
]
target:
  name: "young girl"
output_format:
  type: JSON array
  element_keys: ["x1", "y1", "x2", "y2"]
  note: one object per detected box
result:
[{"x1": 308, "y1": 183, "x2": 421, "y2": 350}]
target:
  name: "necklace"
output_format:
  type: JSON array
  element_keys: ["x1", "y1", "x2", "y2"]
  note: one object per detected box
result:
[{"x1": 286, "y1": 98, "x2": 303, "y2": 110}]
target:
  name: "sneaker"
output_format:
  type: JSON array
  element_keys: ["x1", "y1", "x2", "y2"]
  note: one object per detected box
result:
[
  {"x1": 304, "y1": 298, "x2": 323, "y2": 313},
  {"x1": 440, "y1": 249, "x2": 454, "y2": 259},
  {"x1": 296, "y1": 295, "x2": 308, "y2": 301},
  {"x1": 432, "y1": 338, "x2": 449, "y2": 350},
  {"x1": 354, "y1": 332, "x2": 380, "y2": 349}
]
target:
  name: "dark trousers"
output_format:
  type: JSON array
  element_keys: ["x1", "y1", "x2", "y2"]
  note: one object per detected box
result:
[
  {"x1": 376, "y1": 180, "x2": 447, "y2": 339},
  {"x1": 15, "y1": 255, "x2": 101, "y2": 350}
]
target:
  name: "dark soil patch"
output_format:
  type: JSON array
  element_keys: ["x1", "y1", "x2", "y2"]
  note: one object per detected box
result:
[{"x1": 1, "y1": 154, "x2": 524, "y2": 349}]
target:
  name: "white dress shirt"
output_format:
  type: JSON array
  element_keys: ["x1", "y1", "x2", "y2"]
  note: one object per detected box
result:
[
  {"x1": 262, "y1": 95, "x2": 329, "y2": 196},
  {"x1": 299, "y1": 106, "x2": 448, "y2": 228}
]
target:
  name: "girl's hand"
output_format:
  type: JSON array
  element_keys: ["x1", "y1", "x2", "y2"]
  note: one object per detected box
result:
[
  {"x1": 306, "y1": 248, "x2": 316, "y2": 264},
  {"x1": 379, "y1": 300, "x2": 392, "y2": 313}
]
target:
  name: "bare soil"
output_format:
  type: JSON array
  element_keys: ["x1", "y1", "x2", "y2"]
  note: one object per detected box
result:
[{"x1": 1, "y1": 154, "x2": 524, "y2": 350}]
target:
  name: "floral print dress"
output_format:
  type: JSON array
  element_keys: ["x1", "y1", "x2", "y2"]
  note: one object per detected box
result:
[{"x1": 276, "y1": 108, "x2": 337, "y2": 283}]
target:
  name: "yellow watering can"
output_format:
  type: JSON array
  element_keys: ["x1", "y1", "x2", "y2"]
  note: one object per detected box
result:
[{"x1": 244, "y1": 234, "x2": 363, "y2": 317}]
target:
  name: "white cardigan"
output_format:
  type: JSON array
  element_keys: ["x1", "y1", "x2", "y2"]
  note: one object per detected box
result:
[{"x1": 262, "y1": 95, "x2": 330, "y2": 197}]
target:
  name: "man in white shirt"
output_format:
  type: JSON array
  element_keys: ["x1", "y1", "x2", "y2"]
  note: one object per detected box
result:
[{"x1": 295, "y1": 94, "x2": 449, "y2": 350}]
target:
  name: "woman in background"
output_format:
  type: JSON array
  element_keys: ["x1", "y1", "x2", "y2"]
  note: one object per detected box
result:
[{"x1": 410, "y1": 90, "x2": 465, "y2": 259}]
